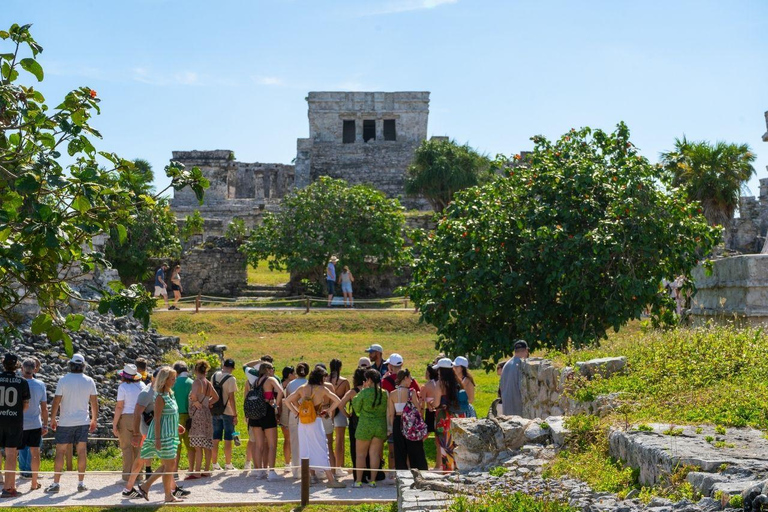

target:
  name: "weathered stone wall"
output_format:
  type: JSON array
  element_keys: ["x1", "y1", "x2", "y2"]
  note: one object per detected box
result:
[
  {"x1": 179, "y1": 237, "x2": 247, "y2": 297},
  {"x1": 519, "y1": 357, "x2": 626, "y2": 419},
  {"x1": 170, "y1": 150, "x2": 292, "y2": 237},
  {"x1": 690, "y1": 254, "x2": 768, "y2": 325}
]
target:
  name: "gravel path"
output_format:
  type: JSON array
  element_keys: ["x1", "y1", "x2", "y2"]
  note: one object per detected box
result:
[{"x1": 2, "y1": 471, "x2": 396, "y2": 507}]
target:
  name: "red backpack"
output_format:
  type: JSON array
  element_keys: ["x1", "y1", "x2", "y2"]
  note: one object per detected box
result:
[{"x1": 401, "y1": 391, "x2": 428, "y2": 442}]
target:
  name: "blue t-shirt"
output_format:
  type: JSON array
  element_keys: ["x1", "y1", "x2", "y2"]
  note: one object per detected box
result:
[
  {"x1": 23, "y1": 377, "x2": 46, "y2": 430},
  {"x1": 155, "y1": 268, "x2": 166, "y2": 287},
  {"x1": 326, "y1": 263, "x2": 336, "y2": 281}
]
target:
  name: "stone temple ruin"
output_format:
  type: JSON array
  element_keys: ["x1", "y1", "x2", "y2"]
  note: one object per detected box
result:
[{"x1": 171, "y1": 91, "x2": 435, "y2": 235}]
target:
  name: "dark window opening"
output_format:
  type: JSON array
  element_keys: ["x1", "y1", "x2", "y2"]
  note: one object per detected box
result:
[
  {"x1": 363, "y1": 120, "x2": 376, "y2": 142},
  {"x1": 383, "y1": 119, "x2": 396, "y2": 141},
  {"x1": 343, "y1": 120, "x2": 356, "y2": 143}
]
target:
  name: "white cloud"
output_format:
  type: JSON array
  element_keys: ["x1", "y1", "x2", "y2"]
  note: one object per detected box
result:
[
  {"x1": 361, "y1": 0, "x2": 458, "y2": 16},
  {"x1": 253, "y1": 76, "x2": 285, "y2": 86}
]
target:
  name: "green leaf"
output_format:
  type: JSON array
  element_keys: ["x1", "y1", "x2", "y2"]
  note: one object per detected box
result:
[
  {"x1": 19, "y1": 57, "x2": 44, "y2": 81},
  {"x1": 64, "y1": 313, "x2": 85, "y2": 331},
  {"x1": 0, "y1": 31, "x2": 10, "y2": 39},
  {"x1": 31, "y1": 314, "x2": 53, "y2": 335},
  {"x1": 72, "y1": 195, "x2": 91, "y2": 214},
  {"x1": 47, "y1": 326, "x2": 63, "y2": 343},
  {"x1": 62, "y1": 332, "x2": 73, "y2": 358},
  {"x1": 116, "y1": 224, "x2": 127, "y2": 244}
]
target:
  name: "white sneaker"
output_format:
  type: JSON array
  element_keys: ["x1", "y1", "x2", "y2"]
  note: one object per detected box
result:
[
  {"x1": 211, "y1": 463, "x2": 223, "y2": 471},
  {"x1": 267, "y1": 470, "x2": 283, "y2": 481},
  {"x1": 243, "y1": 462, "x2": 252, "y2": 471},
  {"x1": 334, "y1": 469, "x2": 346, "y2": 478},
  {"x1": 224, "y1": 464, "x2": 236, "y2": 471}
]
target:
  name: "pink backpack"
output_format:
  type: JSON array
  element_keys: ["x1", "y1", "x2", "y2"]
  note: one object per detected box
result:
[{"x1": 401, "y1": 391, "x2": 428, "y2": 442}]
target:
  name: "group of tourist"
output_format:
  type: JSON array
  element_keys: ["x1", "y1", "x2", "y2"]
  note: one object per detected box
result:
[
  {"x1": 325, "y1": 256, "x2": 355, "y2": 307},
  {"x1": 0, "y1": 340, "x2": 531, "y2": 500}
]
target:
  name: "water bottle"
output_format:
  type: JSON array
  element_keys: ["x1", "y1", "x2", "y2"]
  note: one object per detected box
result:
[{"x1": 233, "y1": 431, "x2": 241, "y2": 447}]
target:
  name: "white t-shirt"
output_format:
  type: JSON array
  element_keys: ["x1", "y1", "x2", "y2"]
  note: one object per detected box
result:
[
  {"x1": 117, "y1": 381, "x2": 146, "y2": 415},
  {"x1": 55, "y1": 373, "x2": 98, "y2": 427}
]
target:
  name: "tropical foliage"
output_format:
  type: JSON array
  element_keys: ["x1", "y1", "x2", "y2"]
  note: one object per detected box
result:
[
  {"x1": 0, "y1": 24, "x2": 208, "y2": 345},
  {"x1": 405, "y1": 138, "x2": 492, "y2": 212},
  {"x1": 243, "y1": 176, "x2": 409, "y2": 281},
  {"x1": 660, "y1": 137, "x2": 756, "y2": 228},
  {"x1": 409, "y1": 123, "x2": 719, "y2": 358}
]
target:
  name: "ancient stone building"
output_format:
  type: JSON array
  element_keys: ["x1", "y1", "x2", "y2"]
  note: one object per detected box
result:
[
  {"x1": 170, "y1": 150, "x2": 294, "y2": 235},
  {"x1": 295, "y1": 91, "x2": 431, "y2": 209},
  {"x1": 170, "y1": 91, "x2": 434, "y2": 236}
]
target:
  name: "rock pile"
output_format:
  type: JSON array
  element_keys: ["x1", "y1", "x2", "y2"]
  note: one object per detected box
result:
[{"x1": 8, "y1": 311, "x2": 180, "y2": 443}]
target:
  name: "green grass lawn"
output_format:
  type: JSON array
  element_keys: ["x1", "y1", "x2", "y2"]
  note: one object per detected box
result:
[{"x1": 247, "y1": 259, "x2": 290, "y2": 286}]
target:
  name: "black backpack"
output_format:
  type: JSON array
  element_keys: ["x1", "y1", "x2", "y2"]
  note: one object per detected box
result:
[
  {"x1": 211, "y1": 373, "x2": 233, "y2": 416},
  {"x1": 244, "y1": 381, "x2": 268, "y2": 420}
]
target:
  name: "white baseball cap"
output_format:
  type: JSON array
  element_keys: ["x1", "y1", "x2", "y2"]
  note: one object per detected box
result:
[
  {"x1": 365, "y1": 344, "x2": 383, "y2": 354},
  {"x1": 70, "y1": 353, "x2": 86, "y2": 365},
  {"x1": 432, "y1": 357, "x2": 453, "y2": 370},
  {"x1": 385, "y1": 353, "x2": 403, "y2": 366},
  {"x1": 453, "y1": 356, "x2": 469, "y2": 368}
]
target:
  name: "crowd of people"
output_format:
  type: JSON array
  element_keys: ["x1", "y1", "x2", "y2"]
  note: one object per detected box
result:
[{"x1": 0, "y1": 340, "x2": 531, "y2": 501}]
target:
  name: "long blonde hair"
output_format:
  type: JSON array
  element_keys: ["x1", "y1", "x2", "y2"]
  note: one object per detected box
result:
[{"x1": 154, "y1": 366, "x2": 177, "y2": 392}]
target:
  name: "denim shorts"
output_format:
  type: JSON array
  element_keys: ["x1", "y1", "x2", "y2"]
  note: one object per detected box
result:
[
  {"x1": 212, "y1": 414, "x2": 235, "y2": 441},
  {"x1": 341, "y1": 282, "x2": 353, "y2": 294},
  {"x1": 55, "y1": 424, "x2": 89, "y2": 445}
]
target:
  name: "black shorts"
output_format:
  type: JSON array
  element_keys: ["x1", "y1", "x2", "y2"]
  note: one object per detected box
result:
[
  {"x1": 171, "y1": 284, "x2": 181, "y2": 292},
  {"x1": 0, "y1": 424, "x2": 24, "y2": 449},
  {"x1": 425, "y1": 409, "x2": 436, "y2": 433},
  {"x1": 21, "y1": 428, "x2": 42, "y2": 450},
  {"x1": 249, "y1": 407, "x2": 278, "y2": 430},
  {"x1": 326, "y1": 280, "x2": 336, "y2": 296}
]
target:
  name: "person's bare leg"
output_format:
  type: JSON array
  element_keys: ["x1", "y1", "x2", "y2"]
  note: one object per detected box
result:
[
  {"x1": 334, "y1": 427, "x2": 345, "y2": 473},
  {"x1": 211, "y1": 440, "x2": 220, "y2": 467},
  {"x1": 188, "y1": 447, "x2": 198, "y2": 476},
  {"x1": 203, "y1": 448, "x2": 211, "y2": 472},
  {"x1": 76, "y1": 442, "x2": 87, "y2": 485},
  {"x1": 326, "y1": 432, "x2": 336, "y2": 471},
  {"x1": 66, "y1": 445, "x2": 73, "y2": 472},
  {"x1": 252, "y1": 427, "x2": 264, "y2": 472},
  {"x1": 3, "y1": 448, "x2": 17, "y2": 491},
  {"x1": 281, "y1": 426, "x2": 291, "y2": 467},
  {"x1": 266, "y1": 428, "x2": 278, "y2": 470},
  {"x1": 433, "y1": 434, "x2": 442, "y2": 470},
  {"x1": 386, "y1": 441, "x2": 395, "y2": 480},
  {"x1": 30, "y1": 447, "x2": 40, "y2": 489},
  {"x1": 161, "y1": 462, "x2": 179, "y2": 502},
  {"x1": 224, "y1": 440, "x2": 233, "y2": 466},
  {"x1": 355, "y1": 439, "x2": 370, "y2": 483},
  {"x1": 52, "y1": 444, "x2": 66, "y2": 484},
  {"x1": 369, "y1": 438, "x2": 384, "y2": 483},
  {"x1": 125, "y1": 456, "x2": 146, "y2": 490}
]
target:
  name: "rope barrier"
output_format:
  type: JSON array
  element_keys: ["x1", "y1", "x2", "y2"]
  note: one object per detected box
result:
[{"x1": 21, "y1": 466, "x2": 415, "y2": 476}]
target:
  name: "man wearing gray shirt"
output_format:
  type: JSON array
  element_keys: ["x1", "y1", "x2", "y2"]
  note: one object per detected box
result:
[{"x1": 499, "y1": 340, "x2": 530, "y2": 417}]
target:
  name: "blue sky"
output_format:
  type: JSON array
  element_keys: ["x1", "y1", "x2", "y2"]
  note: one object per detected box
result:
[{"x1": 5, "y1": 0, "x2": 768, "y2": 199}]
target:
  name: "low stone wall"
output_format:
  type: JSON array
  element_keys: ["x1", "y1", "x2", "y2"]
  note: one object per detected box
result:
[
  {"x1": 180, "y1": 237, "x2": 247, "y2": 297},
  {"x1": 520, "y1": 356, "x2": 626, "y2": 419},
  {"x1": 691, "y1": 255, "x2": 768, "y2": 326}
]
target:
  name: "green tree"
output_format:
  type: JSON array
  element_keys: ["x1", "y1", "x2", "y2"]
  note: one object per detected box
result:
[
  {"x1": 405, "y1": 138, "x2": 492, "y2": 213},
  {"x1": 181, "y1": 210, "x2": 204, "y2": 242},
  {"x1": 409, "y1": 123, "x2": 719, "y2": 359},
  {"x1": 119, "y1": 158, "x2": 155, "y2": 195},
  {"x1": 660, "y1": 137, "x2": 756, "y2": 228},
  {"x1": 0, "y1": 24, "x2": 208, "y2": 346},
  {"x1": 104, "y1": 198, "x2": 181, "y2": 285},
  {"x1": 243, "y1": 176, "x2": 409, "y2": 282}
]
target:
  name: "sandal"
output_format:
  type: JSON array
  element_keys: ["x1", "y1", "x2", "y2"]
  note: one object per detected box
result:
[
  {"x1": 184, "y1": 475, "x2": 200, "y2": 481},
  {"x1": 31, "y1": 484, "x2": 41, "y2": 491},
  {"x1": 137, "y1": 485, "x2": 149, "y2": 502},
  {"x1": 200, "y1": 472, "x2": 212, "y2": 477}
]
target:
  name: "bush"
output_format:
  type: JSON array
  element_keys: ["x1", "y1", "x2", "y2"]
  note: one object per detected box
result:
[
  {"x1": 488, "y1": 466, "x2": 509, "y2": 477},
  {"x1": 447, "y1": 492, "x2": 577, "y2": 512}
]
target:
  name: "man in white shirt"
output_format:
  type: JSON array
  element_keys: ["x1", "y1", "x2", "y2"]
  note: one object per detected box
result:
[{"x1": 45, "y1": 354, "x2": 98, "y2": 493}]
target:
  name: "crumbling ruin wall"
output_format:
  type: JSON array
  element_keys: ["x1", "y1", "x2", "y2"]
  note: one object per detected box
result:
[{"x1": 179, "y1": 237, "x2": 247, "y2": 297}]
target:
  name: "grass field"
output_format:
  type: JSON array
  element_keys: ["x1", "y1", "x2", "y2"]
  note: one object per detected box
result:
[{"x1": 247, "y1": 259, "x2": 290, "y2": 286}]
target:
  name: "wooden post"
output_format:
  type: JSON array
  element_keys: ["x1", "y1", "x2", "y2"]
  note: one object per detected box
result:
[
  {"x1": 195, "y1": 293, "x2": 201, "y2": 313},
  {"x1": 404, "y1": 297, "x2": 409, "y2": 309},
  {"x1": 305, "y1": 296, "x2": 310, "y2": 314},
  {"x1": 300, "y1": 458, "x2": 310, "y2": 506}
]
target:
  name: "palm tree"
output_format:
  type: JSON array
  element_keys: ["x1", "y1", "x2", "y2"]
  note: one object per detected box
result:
[
  {"x1": 120, "y1": 158, "x2": 155, "y2": 195},
  {"x1": 660, "y1": 138, "x2": 756, "y2": 227}
]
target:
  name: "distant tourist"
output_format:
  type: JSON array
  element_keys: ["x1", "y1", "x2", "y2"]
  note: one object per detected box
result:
[
  {"x1": 328, "y1": 359, "x2": 350, "y2": 477},
  {"x1": 285, "y1": 366, "x2": 346, "y2": 488},
  {"x1": 434, "y1": 357, "x2": 465, "y2": 472},
  {"x1": 172, "y1": 361, "x2": 194, "y2": 477},
  {"x1": 278, "y1": 366, "x2": 295, "y2": 469},
  {"x1": 154, "y1": 263, "x2": 171, "y2": 310},
  {"x1": 46, "y1": 353, "x2": 98, "y2": 494},
  {"x1": 387, "y1": 369, "x2": 428, "y2": 471},
  {"x1": 338, "y1": 266, "x2": 355, "y2": 308},
  {"x1": 18, "y1": 356, "x2": 42, "y2": 480},
  {"x1": 248, "y1": 362, "x2": 284, "y2": 481},
  {"x1": 170, "y1": 265, "x2": 183, "y2": 310},
  {"x1": 351, "y1": 369, "x2": 388, "y2": 487},
  {"x1": 112, "y1": 364, "x2": 146, "y2": 481},
  {"x1": 187, "y1": 360, "x2": 217, "y2": 479},
  {"x1": 365, "y1": 344, "x2": 388, "y2": 375},
  {"x1": 210, "y1": 359, "x2": 237, "y2": 471},
  {"x1": 285, "y1": 362, "x2": 310, "y2": 479},
  {"x1": 1, "y1": 354, "x2": 30, "y2": 498},
  {"x1": 326, "y1": 256, "x2": 338, "y2": 307},
  {"x1": 500, "y1": 340, "x2": 530, "y2": 417}
]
